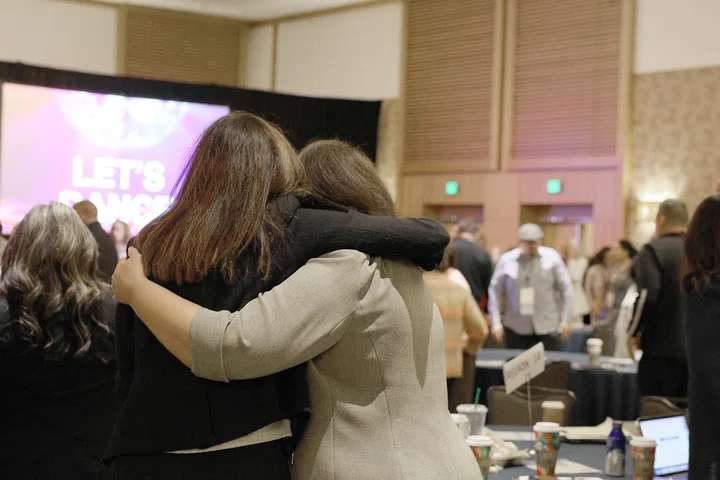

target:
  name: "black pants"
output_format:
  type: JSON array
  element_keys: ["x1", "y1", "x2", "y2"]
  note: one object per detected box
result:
[
  {"x1": 505, "y1": 328, "x2": 561, "y2": 352},
  {"x1": 107, "y1": 440, "x2": 291, "y2": 480},
  {"x1": 638, "y1": 355, "x2": 689, "y2": 398},
  {"x1": 447, "y1": 353, "x2": 477, "y2": 411}
]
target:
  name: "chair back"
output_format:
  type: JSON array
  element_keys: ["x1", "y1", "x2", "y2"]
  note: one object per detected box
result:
[
  {"x1": 487, "y1": 386, "x2": 576, "y2": 426},
  {"x1": 640, "y1": 396, "x2": 686, "y2": 418},
  {"x1": 526, "y1": 360, "x2": 572, "y2": 390}
]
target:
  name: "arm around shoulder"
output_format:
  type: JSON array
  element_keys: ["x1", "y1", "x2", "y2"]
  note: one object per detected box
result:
[{"x1": 190, "y1": 250, "x2": 376, "y2": 382}]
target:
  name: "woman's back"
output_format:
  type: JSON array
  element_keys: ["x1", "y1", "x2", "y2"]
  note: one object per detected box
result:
[
  {"x1": 0, "y1": 295, "x2": 117, "y2": 478},
  {"x1": 295, "y1": 256, "x2": 479, "y2": 479}
]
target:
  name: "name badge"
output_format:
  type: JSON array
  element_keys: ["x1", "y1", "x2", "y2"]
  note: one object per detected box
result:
[{"x1": 520, "y1": 287, "x2": 535, "y2": 316}]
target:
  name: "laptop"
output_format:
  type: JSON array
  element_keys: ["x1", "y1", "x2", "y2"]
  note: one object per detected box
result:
[{"x1": 638, "y1": 413, "x2": 689, "y2": 479}]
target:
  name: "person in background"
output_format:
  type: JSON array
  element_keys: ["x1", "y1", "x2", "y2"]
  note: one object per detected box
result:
[
  {"x1": 424, "y1": 246, "x2": 489, "y2": 411},
  {"x1": 584, "y1": 247, "x2": 611, "y2": 325},
  {"x1": 628, "y1": 199, "x2": 688, "y2": 398},
  {"x1": 594, "y1": 240, "x2": 637, "y2": 355},
  {"x1": 561, "y1": 242, "x2": 590, "y2": 324},
  {"x1": 488, "y1": 224, "x2": 574, "y2": 351},
  {"x1": 682, "y1": 195, "x2": 720, "y2": 478},
  {"x1": 0, "y1": 221, "x2": 8, "y2": 262},
  {"x1": 73, "y1": 200, "x2": 118, "y2": 282},
  {"x1": 453, "y1": 219, "x2": 494, "y2": 311},
  {"x1": 0, "y1": 203, "x2": 117, "y2": 478},
  {"x1": 110, "y1": 220, "x2": 132, "y2": 260}
]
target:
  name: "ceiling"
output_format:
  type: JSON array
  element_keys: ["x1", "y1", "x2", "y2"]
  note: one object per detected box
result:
[{"x1": 91, "y1": 0, "x2": 374, "y2": 22}]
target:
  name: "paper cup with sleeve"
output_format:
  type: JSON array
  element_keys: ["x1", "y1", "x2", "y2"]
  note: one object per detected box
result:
[
  {"x1": 456, "y1": 404, "x2": 488, "y2": 436},
  {"x1": 466, "y1": 435, "x2": 493, "y2": 480},
  {"x1": 451, "y1": 413, "x2": 471, "y2": 438},
  {"x1": 630, "y1": 437, "x2": 657, "y2": 480},
  {"x1": 533, "y1": 421, "x2": 562, "y2": 477}
]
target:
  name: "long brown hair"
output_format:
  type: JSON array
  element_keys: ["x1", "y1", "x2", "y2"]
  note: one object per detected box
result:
[
  {"x1": 0, "y1": 203, "x2": 113, "y2": 362},
  {"x1": 682, "y1": 195, "x2": 720, "y2": 294},
  {"x1": 300, "y1": 139, "x2": 396, "y2": 216},
  {"x1": 136, "y1": 111, "x2": 306, "y2": 284}
]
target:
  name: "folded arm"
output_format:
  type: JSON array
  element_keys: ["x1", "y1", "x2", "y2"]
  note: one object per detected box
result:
[{"x1": 629, "y1": 246, "x2": 661, "y2": 336}]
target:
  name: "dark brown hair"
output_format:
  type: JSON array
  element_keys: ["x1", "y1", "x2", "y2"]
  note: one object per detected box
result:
[
  {"x1": 0, "y1": 203, "x2": 113, "y2": 362},
  {"x1": 300, "y1": 139, "x2": 396, "y2": 216},
  {"x1": 136, "y1": 111, "x2": 306, "y2": 284},
  {"x1": 437, "y1": 245, "x2": 459, "y2": 272},
  {"x1": 682, "y1": 195, "x2": 720, "y2": 294}
]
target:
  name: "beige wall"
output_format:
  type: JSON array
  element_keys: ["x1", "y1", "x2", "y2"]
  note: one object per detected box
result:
[
  {"x1": 629, "y1": 66, "x2": 720, "y2": 245},
  {"x1": 245, "y1": 1, "x2": 403, "y2": 99},
  {"x1": 634, "y1": 0, "x2": 720, "y2": 74},
  {"x1": 0, "y1": 0, "x2": 117, "y2": 74}
]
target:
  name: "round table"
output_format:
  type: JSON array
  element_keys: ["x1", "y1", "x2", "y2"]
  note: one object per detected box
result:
[
  {"x1": 489, "y1": 426, "x2": 636, "y2": 479},
  {"x1": 474, "y1": 350, "x2": 641, "y2": 426}
]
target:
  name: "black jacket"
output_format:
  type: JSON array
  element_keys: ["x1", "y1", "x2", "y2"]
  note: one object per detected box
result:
[
  {"x1": 0, "y1": 293, "x2": 117, "y2": 479},
  {"x1": 453, "y1": 238, "x2": 493, "y2": 309},
  {"x1": 105, "y1": 197, "x2": 449, "y2": 460},
  {"x1": 88, "y1": 221, "x2": 119, "y2": 283},
  {"x1": 630, "y1": 233, "x2": 686, "y2": 358},
  {"x1": 685, "y1": 279, "x2": 720, "y2": 479}
]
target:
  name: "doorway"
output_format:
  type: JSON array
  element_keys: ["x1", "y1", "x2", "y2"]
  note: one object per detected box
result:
[{"x1": 520, "y1": 205, "x2": 594, "y2": 256}]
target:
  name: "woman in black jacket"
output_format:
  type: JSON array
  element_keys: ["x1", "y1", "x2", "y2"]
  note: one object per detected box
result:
[
  {"x1": 683, "y1": 194, "x2": 720, "y2": 479},
  {"x1": 0, "y1": 202, "x2": 117, "y2": 479},
  {"x1": 106, "y1": 112, "x2": 448, "y2": 479}
]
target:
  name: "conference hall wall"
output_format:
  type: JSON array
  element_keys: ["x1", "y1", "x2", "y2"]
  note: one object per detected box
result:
[
  {"x1": 399, "y1": 0, "x2": 633, "y2": 253},
  {"x1": 0, "y1": 62, "x2": 381, "y2": 233}
]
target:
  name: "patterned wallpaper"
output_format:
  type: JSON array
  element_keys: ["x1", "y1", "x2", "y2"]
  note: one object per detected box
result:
[{"x1": 629, "y1": 65, "x2": 720, "y2": 246}]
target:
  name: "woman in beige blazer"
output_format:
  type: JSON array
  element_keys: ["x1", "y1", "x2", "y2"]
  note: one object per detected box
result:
[{"x1": 111, "y1": 141, "x2": 480, "y2": 480}]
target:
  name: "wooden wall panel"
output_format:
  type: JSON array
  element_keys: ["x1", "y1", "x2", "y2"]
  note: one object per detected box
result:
[
  {"x1": 120, "y1": 6, "x2": 248, "y2": 86},
  {"x1": 501, "y1": 0, "x2": 625, "y2": 170},
  {"x1": 403, "y1": 0, "x2": 503, "y2": 173}
]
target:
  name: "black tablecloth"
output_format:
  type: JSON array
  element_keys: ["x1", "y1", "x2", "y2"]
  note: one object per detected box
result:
[
  {"x1": 490, "y1": 426, "x2": 636, "y2": 479},
  {"x1": 473, "y1": 350, "x2": 641, "y2": 426}
]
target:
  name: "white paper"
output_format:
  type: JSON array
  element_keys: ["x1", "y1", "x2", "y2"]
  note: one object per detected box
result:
[
  {"x1": 525, "y1": 458, "x2": 602, "y2": 475},
  {"x1": 493, "y1": 430, "x2": 535, "y2": 441},
  {"x1": 519, "y1": 287, "x2": 535, "y2": 315},
  {"x1": 502, "y1": 342, "x2": 546, "y2": 394}
]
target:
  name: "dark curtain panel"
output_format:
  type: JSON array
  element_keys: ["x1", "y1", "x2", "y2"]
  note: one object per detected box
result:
[{"x1": 0, "y1": 62, "x2": 381, "y2": 160}]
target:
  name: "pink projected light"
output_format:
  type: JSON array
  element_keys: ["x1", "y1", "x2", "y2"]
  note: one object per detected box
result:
[{"x1": 0, "y1": 83, "x2": 229, "y2": 234}]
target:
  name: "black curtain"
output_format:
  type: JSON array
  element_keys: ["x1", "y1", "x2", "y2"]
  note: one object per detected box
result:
[{"x1": 0, "y1": 62, "x2": 381, "y2": 160}]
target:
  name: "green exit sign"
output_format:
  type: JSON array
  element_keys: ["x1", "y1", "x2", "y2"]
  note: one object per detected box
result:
[
  {"x1": 445, "y1": 181, "x2": 459, "y2": 196},
  {"x1": 547, "y1": 179, "x2": 563, "y2": 195}
]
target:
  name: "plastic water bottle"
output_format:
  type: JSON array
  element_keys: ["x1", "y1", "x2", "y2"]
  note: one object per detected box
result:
[{"x1": 605, "y1": 420, "x2": 626, "y2": 477}]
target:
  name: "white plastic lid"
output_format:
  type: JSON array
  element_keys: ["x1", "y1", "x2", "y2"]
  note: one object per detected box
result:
[
  {"x1": 586, "y1": 338, "x2": 604, "y2": 346},
  {"x1": 630, "y1": 437, "x2": 657, "y2": 448},
  {"x1": 533, "y1": 421, "x2": 562, "y2": 433},
  {"x1": 457, "y1": 404, "x2": 489, "y2": 413},
  {"x1": 541, "y1": 401, "x2": 566, "y2": 410},
  {"x1": 466, "y1": 435, "x2": 494, "y2": 447},
  {"x1": 451, "y1": 413, "x2": 470, "y2": 424}
]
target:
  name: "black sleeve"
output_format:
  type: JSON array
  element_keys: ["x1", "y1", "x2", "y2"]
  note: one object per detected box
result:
[
  {"x1": 629, "y1": 246, "x2": 661, "y2": 336},
  {"x1": 291, "y1": 209, "x2": 450, "y2": 271},
  {"x1": 114, "y1": 304, "x2": 135, "y2": 402}
]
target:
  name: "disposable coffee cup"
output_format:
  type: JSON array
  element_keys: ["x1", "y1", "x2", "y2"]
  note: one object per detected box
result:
[
  {"x1": 457, "y1": 404, "x2": 488, "y2": 436},
  {"x1": 533, "y1": 422, "x2": 562, "y2": 477},
  {"x1": 587, "y1": 338, "x2": 603, "y2": 366},
  {"x1": 467, "y1": 435, "x2": 494, "y2": 480},
  {"x1": 631, "y1": 437, "x2": 657, "y2": 480},
  {"x1": 451, "y1": 413, "x2": 471, "y2": 439},
  {"x1": 541, "y1": 400, "x2": 566, "y2": 425}
]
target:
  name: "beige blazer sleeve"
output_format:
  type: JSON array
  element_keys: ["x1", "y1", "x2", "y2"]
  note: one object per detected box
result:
[{"x1": 189, "y1": 250, "x2": 374, "y2": 383}]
